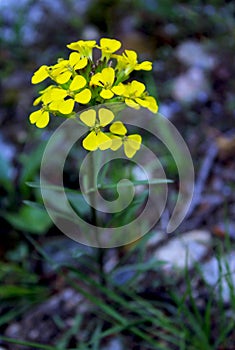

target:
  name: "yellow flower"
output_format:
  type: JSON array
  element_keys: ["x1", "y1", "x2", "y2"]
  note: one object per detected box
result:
[
  {"x1": 80, "y1": 108, "x2": 114, "y2": 151},
  {"x1": 29, "y1": 107, "x2": 50, "y2": 128},
  {"x1": 51, "y1": 52, "x2": 88, "y2": 84},
  {"x1": 143, "y1": 96, "x2": 158, "y2": 113},
  {"x1": 97, "y1": 38, "x2": 121, "y2": 59},
  {"x1": 109, "y1": 121, "x2": 142, "y2": 158},
  {"x1": 90, "y1": 67, "x2": 115, "y2": 99},
  {"x1": 112, "y1": 80, "x2": 158, "y2": 113},
  {"x1": 115, "y1": 50, "x2": 152, "y2": 75},
  {"x1": 48, "y1": 75, "x2": 91, "y2": 114},
  {"x1": 112, "y1": 80, "x2": 147, "y2": 108},
  {"x1": 31, "y1": 65, "x2": 50, "y2": 84},
  {"x1": 67, "y1": 40, "x2": 96, "y2": 59},
  {"x1": 32, "y1": 86, "x2": 54, "y2": 106}
]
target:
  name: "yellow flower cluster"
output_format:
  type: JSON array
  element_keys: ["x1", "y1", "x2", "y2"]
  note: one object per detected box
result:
[{"x1": 29, "y1": 38, "x2": 158, "y2": 158}]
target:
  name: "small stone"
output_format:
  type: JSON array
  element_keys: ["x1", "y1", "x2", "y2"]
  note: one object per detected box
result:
[
  {"x1": 154, "y1": 230, "x2": 211, "y2": 269},
  {"x1": 176, "y1": 41, "x2": 216, "y2": 70},
  {"x1": 82, "y1": 25, "x2": 100, "y2": 40},
  {"x1": 158, "y1": 101, "x2": 181, "y2": 119},
  {"x1": 172, "y1": 67, "x2": 210, "y2": 103},
  {"x1": 103, "y1": 337, "x2": 123, "y2": 350},
  {"x1": 202, "y1": 252, "x2": 235, "y2": 302}
]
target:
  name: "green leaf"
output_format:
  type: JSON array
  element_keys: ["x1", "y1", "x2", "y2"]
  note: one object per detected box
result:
[
  {"x1": 0, "y1": 152, "x2": 14, "y2": 193},
  {"x1": 0, "y1": 285, "x2": 47, "y2": 299},
  {"x1": 19, "y1": 142, "x2": 46, "y2": 192},
  {"x1": 67, "y1": 192, "x2": 90, "y2": 216},
  {"x1": 4, "y1": 205, "x2": 52, "y2": 234}
]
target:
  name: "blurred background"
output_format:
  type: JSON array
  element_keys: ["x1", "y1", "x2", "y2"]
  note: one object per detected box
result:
[{"x1": 0, "y1": 0, "x2": 235, "y2": 349}]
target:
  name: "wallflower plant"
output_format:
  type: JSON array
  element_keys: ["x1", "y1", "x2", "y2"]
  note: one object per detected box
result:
[{"x1": 29, "y1": 37, "x2": 158, "y2": 158}]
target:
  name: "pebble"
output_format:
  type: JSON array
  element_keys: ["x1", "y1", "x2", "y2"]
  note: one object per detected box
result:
[
  {"x1": 176, "y1": 40, "x2": 217, "y2": 70},
  {"x1": 202, "y1": 252, "x2": 235, "y2": 302},
  {"x1": 172, "y1": 67, "x2": 210, "y2": 103},
  {"x1": 153, "y1": 230, "x2": 211, "y2": 269}
]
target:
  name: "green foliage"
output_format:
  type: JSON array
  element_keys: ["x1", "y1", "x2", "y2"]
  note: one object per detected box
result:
[{"x1": 4, "y1": 205, "x2": 52, "y2": 234}]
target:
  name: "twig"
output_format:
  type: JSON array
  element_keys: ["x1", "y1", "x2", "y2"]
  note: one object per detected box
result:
[{"x1": 187, "y1": 142, "x2": 218, "y2": 218}]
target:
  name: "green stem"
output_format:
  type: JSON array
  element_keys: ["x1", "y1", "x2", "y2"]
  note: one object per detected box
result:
[{"x1": 87, "y1": 151, "x2": 106, "y2": 285}]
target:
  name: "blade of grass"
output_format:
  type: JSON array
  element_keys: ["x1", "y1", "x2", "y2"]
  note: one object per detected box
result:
[{"x1": 0, "y1": 336, "x2": 57, "y2": 350}]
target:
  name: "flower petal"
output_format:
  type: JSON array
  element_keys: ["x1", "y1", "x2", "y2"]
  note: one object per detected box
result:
[
  {"x1": 110, "y1": 121, "x2": 127, "y2": 136},
  {"x1": 58, "y1": 99, "x2": 74, "y2": 114},
  {"x1": 125, "y1": 98, "x2": 140, "y2": 109},
  {"x1": 130, "y1": 80, "x2": 146, "y2": 95},
  {"x1": 124, "y1": 135, "x2": 142, "y2": 158},
  {"x1": 101, "y1": 67, "x2": 115, "y2": 85},
  {"x1": 110, "y1": 135, "x2": 123, "y2": 151},
  {"x1": 98, "y1": 108, "x2": 114, "y2": 127},
  {"x1": 96, "y1": 132, "x2": 112, "y2": 150},
  {"x1": 33, "y1": 96, "x2": 42, "y2": 106},
  {"x1": 80, "y1": 109, "x2": 96, "y2": 127},
  {"x1": 75, "y1": 89, "x2": 92, "y2": 104},
  {"x1": 135, "y1": 97, "x2": 149, "y2": 108},
  {"x1": 145, "y1": 96, "x2": 159, "y2": 113},
  {"x1": 74, "y1": 57, "x2": 88, "y2": 70},
  {"x1": 29, "y1": 110, "x2": 49, "y2": 128},
  {"x1": 100, "y1": 89, "x2": 114, "y2": 99},
  {"x1": 70, "y1": 75, "x2": 87, "y2": 91},
  {"x1": 82, "y1": 131, "x2": 98, "y2": 151},
  {"x1": 124, "y1": 50, "x2": 137, "y2": 62},
  {"x1": 56, "y1": 71, "x2": 72, "y2": 84},
  {"x1": 127, "y1": 134, "x2": 142, "y2": 147},
  {"x1": 49, "y1": 88, "x2": 67, "y2": 101},
  {"x1": 90, "y1": 72, "x2": 103, "y2": 87},
  {"x1": 31, "y1": 65, "x2": 49, "y2": 84},
  {"x1": 100, "y1": 38, "x2": 121, "y2": 53},
  {"x1": 112, "y1": 84, "x2": 125, "y2": 96},
  {"x1": 69, "y1": 52, "x2": 81, "y2": 66},
  {"x1": 135, "y1": 61, "x2": 152, "y2": 71}
]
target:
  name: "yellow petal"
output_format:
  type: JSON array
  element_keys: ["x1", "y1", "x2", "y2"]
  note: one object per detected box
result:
[
  {"x1": 74, "y1": 57, "x2": 88, "y2": 70},
  {"x1": 75, "y1": 89, "x2": 91, "y2": 104},
  {"x1": 130, "y1": 80, "x2": 146, "y2": 95},
  {"x1": 124, "y1": 143, "x2": 138, "y2": 158},
  {"x1": 56, "y1": 71, "x2": 72, "y2": 84},
  {"x1": 100, "y1": 89, "x2": 114, "y2": 99},
  {"x1": 135, "y1": 61, "x2": 152, "y2": 71},
  {"x1": 29, "y1": 110, "x2": 49, "y2": 128},
  {"x1": 112, "y1": 84, "x2": 125, "y2": 96},
  {"x1": 124, "y1": 135, "x2": 142, "y2": 158},
  {"x1": 135, "y1": 97, "x2": 149, "y2": 108},
  {"x1": 58, "y1": 99, "x2": 74, "y2": 114},
  {"x1": 98, "y1": 108, "x2": 114, "y2": 127},
  {"x1": 31, "y1": 65, "x2": 49, "y2": 84},
  {"x1": 29, "y1": 110, "x2": 41, "y2": 124},
  {"x1": 101, "y1": 67, "x2": 115, "y2": 85},
  {"x1": 128, "y1": 134, "x2": 142, "y2": 147},
  {"x1": 96, "y1": 132, "x2": 112, "y2": 150},
  {"x1": 124, "y1": 50, "x2": 137, "y2": 62},
  {"x1": 70, "y1": 75, "x2": 87, "y2": 91},
  {"x1": 49, "y1": 100, "x2": 60, "y2": 111},
  {"x1": 90, "y1": 72, "x2": 103, "y2": 87},
  {"x1": 33, "y1": 96, "x2": 42, "y2": 106},
  {"x1": 110, "y1": 121, "x2": 127, "y2": 136},
  {"x1": 49, "y1": 88, "x2": 67, "y2": 101},
  {"x1": 67, "y1": 40, "x2": 96, "y2": 51},
  {"x1": 36, "y1": 111, "x2": 49, "y2": 128},
  {"x1": 69, "y1": 52, "x2": 81, "y2": 66},
  {"x1": 110, "y1": 135, "x2": 123, "y2": 151},
  {"x1": 100, "y1": 38, "x2": 121, "y2": 53},
  {"x1": 82, "y1": 131, "x2": 98, "y2": 151},
  {"x1": 125, "y1": 98, "x2": 140, "y2": 109},
  {"x1": 80, "y1": 109, "x2": 96, "y2": 127},
  {"x1": 145, "y1": 96, "x2": 159, "y2": 113}
]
